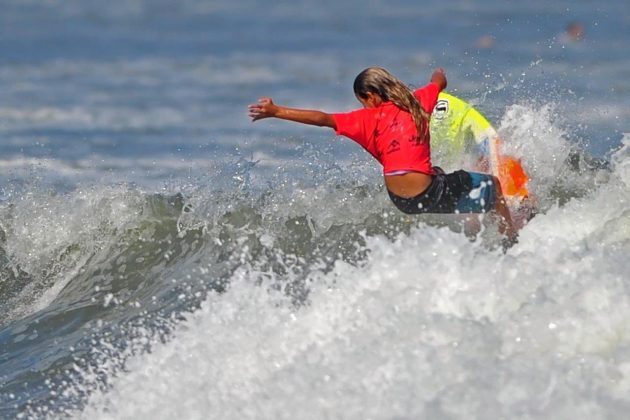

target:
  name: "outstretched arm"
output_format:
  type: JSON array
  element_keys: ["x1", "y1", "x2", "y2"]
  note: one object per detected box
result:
[{"x1": 248, "y1": 97, "x2": 336, "y2": 129}]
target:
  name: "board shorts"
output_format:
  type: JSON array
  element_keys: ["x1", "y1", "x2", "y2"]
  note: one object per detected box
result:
[{"x1": 387, "y1": 169, "x2": 498, "y2": 214}]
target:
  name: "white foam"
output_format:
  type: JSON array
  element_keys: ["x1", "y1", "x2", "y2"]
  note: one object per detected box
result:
[
  {"x1": 74, "y1": 146, "x2": 630, "y2": 418},
  {"x1": 0, "y1": 185, "x2": 146, "y2": 323}
]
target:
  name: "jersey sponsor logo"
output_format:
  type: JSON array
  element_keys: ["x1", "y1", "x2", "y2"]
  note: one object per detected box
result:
[
  {"x1": 387, "y1": 139, "x2": 401, "y2": 154},
  {"x1": 433, "y1": 99, "x2": 449, "y2": 120}
]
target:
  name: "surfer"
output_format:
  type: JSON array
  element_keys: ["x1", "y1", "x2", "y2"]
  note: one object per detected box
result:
[{"x1": 248, "y1": 67, "x2": 517, "y2": 242}]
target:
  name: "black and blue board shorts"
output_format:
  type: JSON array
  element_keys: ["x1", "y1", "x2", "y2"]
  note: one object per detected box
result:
[{"x1": 387, "y1": 170, "x2": 498, "y2": 215}]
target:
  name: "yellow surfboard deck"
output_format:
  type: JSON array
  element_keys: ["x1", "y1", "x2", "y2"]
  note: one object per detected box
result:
[
  {"x1": 430, "y1": 92, "x2": 535, "y2": 229},
  {"x1": 430, "y1": 92, "x2": 530, "y2": 200}
]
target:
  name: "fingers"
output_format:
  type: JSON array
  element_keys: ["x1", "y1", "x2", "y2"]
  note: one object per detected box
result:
[
  {"x1": 248, "y1": 108, "x2": 262, "y2": 121},
  {"x1": 248, "y1": 103, "x2": 266, "y2": 121},
  {"x1": 248, "y1": 97, "x2": 274, "y2": 121}
]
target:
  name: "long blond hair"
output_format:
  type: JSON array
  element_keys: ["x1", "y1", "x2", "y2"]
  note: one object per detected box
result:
[{"x1": 353, "y1": 67, "x2": 430, "y2": 142}]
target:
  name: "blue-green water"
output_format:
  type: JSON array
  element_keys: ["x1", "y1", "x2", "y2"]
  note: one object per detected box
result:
[{"x1": 0, "y1": 1, "x2": 629, "y2": 418}]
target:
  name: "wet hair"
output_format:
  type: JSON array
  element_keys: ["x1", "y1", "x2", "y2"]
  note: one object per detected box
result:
[{"x1": 353, "y1": 67, "x2": 430, "y2": 142}]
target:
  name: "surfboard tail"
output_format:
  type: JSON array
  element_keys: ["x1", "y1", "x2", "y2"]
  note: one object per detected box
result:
[
  {"x1": 497, "y1": 155, "x2": 530, "y2": 198},
  {"x1": 484, "y1": 130, "x2": 530, "y2": 198}
]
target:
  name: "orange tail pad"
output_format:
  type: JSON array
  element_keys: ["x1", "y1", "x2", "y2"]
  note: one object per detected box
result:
[{"x1": 497, "y1": 156, "x2": 530, "y2": 198}]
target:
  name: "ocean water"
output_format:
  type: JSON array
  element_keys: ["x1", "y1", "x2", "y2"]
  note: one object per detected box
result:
[{"x1": 0, "y1": 0, "x2": 629, "y2": 418}]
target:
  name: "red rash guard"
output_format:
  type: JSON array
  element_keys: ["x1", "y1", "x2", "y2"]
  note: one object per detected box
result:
[{"x1": 333, "y1": 82, "x2": 440, "y2": 176}]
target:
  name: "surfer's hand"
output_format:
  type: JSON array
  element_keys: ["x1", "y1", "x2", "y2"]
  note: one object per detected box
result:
[
  {"x1": 248, "y1": 97, "x2": 278, "y2": 121},
  {"x1": 431, "y1": 68, "x2": 447, "y2": 91}
]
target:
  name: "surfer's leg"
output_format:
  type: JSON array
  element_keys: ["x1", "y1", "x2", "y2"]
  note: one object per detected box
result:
[
  {"x1": 454, "y1": 172, "x2": 517, "y2": 243},
  {"x1": 491, "y1": 179, "x2": 518, "y2": 243},
  {"x1": 462, "y1": 214, "x2": 482, "y2": 239}
]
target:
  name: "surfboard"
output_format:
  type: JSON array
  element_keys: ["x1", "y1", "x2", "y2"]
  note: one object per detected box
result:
[{"x1": 429, "y1": 92, "x2": 535, "y2": 228}]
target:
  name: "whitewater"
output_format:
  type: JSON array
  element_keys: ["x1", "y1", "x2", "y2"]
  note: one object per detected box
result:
[{"x1": 0, "y1": 0, "x2": 628, "y2": 419}]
